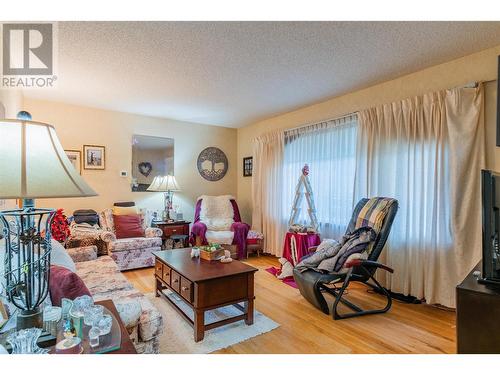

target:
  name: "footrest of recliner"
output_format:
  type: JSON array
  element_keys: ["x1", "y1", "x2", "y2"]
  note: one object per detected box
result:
[{"x1": 293, "y1": 268, "x2": 341, "y2": 314}]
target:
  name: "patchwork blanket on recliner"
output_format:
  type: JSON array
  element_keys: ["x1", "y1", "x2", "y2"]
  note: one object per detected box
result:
[{"x1": 295, "y1": 227, "x2": 376, "y2": 274}]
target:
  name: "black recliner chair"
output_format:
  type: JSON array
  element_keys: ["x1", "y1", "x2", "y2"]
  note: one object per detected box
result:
[{"x1": 293, "y1": 198, "x2": 398, "y2": 320}]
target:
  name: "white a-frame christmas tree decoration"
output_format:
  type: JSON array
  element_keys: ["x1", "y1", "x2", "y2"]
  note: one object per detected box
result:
[{"x1": 288, "y1": 164, "x2": 319, "y2": 232}]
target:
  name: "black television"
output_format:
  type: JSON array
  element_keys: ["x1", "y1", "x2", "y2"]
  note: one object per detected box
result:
[{"x1": 481, "y1": 169, "x2": 500, "y2": 285}]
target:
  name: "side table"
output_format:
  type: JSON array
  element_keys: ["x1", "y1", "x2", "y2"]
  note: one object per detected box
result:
[
  {"x1": 153, "y1": 221, "x2": 191, "y2": 249},
  {"x1": 51, "y1": 299, "x2": 137, "y2": 354},
  {"x1": 282, "y1": 232, "x2": 321, "y2": 266},
  {"x1": 1, "y1": 299, "x2": 136, "y2": 354}
]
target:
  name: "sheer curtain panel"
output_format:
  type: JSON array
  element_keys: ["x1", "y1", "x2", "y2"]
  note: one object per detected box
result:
[{"x1": 283, "y1": 115, "x2": 358, "y2": 239}]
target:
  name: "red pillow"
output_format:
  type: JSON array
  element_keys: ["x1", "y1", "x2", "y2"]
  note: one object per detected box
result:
[
  {"x1": 113, "y1": 214, "x2": 145, "y2": 239},
  {"x1": 49, "y1": 265, "x2": 92, "y2": 306}
]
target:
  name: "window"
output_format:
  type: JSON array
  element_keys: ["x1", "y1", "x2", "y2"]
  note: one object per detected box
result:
[{"x1": 282, "y1": 115, "x2": 357, "y2": 239}]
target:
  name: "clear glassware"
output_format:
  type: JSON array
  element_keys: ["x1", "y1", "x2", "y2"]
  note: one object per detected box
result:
[
  {"x1": 71, "y1": 295, "x2": 93, "y2": 316},
  {"x1": 43, "y1": 306, "x2": 62, "y2": 336},
  {"x1": 95, "y1": 314, "x2": 112, "y2": 335},
  {"x1": 61, "y1": 298, "x2": 73, "y2": 318},
  {"x1": 88, "y1": 327, "x2": 100, "y2": 348},
  {"x1": 70, "y1": 295, "x2": 93, "y2": 338},
  {"x1": 83, "y1": 305, "x2": 104, "y2": 326},
  {"x1": 7, "y1": 328, "x2": 48, "y2": 354}
]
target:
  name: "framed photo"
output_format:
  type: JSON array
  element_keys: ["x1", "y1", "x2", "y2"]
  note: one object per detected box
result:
[
  {"x1": 83, "y1": 145, "x2": 106, "y2": 170},
  {"x1": 243, "y1": 156, "x2": 253, "y2": 177},
  {"x1": 64, "y1": 150, "x2": 82, "y2": 174}
]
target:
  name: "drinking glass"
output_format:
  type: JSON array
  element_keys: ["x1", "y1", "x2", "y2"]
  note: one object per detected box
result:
[{"x1": 88, "y1": 327, "x2": 100, "y2": 348}]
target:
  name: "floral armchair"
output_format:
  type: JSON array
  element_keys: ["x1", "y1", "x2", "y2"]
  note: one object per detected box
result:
[
  {"x1": 97, "y1": 207, "x2": 163, "y2": 271},
  {"x1": 190, "y1": 195, "x2": 250, "y2": 259}
]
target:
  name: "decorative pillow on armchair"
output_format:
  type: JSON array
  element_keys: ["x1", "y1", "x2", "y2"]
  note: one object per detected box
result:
[
  {"x1": 112, "y1": 206, "x2": 140, "y2": 216},
  {"x1": 113, "y1": 214, "x2": 145, "y2": 239}
]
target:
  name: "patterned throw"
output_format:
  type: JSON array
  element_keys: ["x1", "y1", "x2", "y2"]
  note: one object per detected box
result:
[{"x1": 354, "y1": 197, "x2": 395, "y2": 254}]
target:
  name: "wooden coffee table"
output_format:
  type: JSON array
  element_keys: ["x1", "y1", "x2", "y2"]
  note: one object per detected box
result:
[{"x1": 153, "y1": 248, "x2": 258, "y2": 342}]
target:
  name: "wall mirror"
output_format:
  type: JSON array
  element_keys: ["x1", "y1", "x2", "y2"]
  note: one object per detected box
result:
[{"x1": 132, "y1": 134, "x2": 174, "y2": 192}]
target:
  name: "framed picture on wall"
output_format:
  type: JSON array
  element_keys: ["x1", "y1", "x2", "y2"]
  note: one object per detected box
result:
[
  {"x1": 83, "y1": 145, "x2": 106, "y2": 170},
  {"x1": 243, "y1": 156, "x2": 253, "y2": 177},
  {"x1": 64, "y1": 150, "x2": 82, "y2": 174}
]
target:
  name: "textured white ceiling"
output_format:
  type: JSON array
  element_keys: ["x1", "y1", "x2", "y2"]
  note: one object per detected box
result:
[{"x1": 24, "y1": 21, "x2": 500, "y2": 128}]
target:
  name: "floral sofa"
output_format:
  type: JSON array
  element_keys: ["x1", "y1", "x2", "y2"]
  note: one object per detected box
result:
[{"x1": 67, "y1": 245, "x2": 163, "y2": 354}]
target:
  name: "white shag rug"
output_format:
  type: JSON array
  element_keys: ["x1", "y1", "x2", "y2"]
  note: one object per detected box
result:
[{"x1": 147, "y1": 292, "x2": 279, "y2": 354}]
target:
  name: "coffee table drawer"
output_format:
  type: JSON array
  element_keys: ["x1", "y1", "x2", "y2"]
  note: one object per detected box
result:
[
  {"x1": 180, "y1": 276, "x2": 194, "y2": 303},
  {"x1": 171, "y1": 270, "x2": 181, "y2": 293},
  {"x1": 162, "y1": 265, "x2": 171, "y2": 285},
  {"x1": 155, "y1": 261, "x2": 163, "y2": 278}
]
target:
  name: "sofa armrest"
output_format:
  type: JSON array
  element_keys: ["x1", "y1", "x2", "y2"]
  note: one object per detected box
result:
[
  {"x1": 100, "y1": 230, "x2": 117, "y2": 242},
  {"x1": 70, "y1": 223, "x2": 116, "y2": 243},
  {"x1": 145, "y1": 227, "x2": 163, "y2": 238},
  {"x1": 66, "y1": 245, "x2": 98, "y2": 263}
]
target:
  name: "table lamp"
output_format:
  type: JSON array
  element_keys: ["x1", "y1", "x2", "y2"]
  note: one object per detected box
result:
[
  {"x1": 0, "y1": 119, "x2": 97, "y2": 329},
  {"x1": 147, "y1": 175, "x2": 180, "y2": 222}
]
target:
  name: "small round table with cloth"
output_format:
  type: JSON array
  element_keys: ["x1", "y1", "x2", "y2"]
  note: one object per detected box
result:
[{"x1": 282, "y1": 232, "x2": 321, "y2": 266}]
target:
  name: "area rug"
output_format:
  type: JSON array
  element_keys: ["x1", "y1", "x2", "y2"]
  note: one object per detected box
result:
[
  {"x1": 265, "y1": 266, "x2": 298, "y2": 289},
  {"x1": 147, "y1": 292, "x2": 279, "y2": 353}
]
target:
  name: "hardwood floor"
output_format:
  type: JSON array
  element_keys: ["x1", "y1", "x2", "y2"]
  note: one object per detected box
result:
[{"x1": 123, "y1": 255, "x2": 456, "y2": 354}]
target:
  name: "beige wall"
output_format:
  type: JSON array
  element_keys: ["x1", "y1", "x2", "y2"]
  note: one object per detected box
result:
[
  {"x1": 237, "y1": 44, "x2": 500, "y2": 225},
  {"x1": 23, "y1": 98, "x2": 237, "y2": 221}
]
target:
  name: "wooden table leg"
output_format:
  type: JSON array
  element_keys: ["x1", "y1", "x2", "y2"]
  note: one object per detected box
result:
[
  {"x1": 194, "y1": 309, "x2": 205, "y2": 342},
  {"x1": 245, "y1": 273, "x2": 255, "y2": 325},
  {"x1": 155, "y1": 278, "x2": 161, "y2": 297}
]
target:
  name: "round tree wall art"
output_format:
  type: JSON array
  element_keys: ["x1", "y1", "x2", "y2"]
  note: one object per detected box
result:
[{"x1": 197, "y1": 147, "x2": 228, "y2": 181}]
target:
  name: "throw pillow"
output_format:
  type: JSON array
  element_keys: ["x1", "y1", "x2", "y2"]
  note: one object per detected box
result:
[
  {"x1": 50, "y1": 239, "x2": 76, "y2": 272},
  {"x1": 49, "y1": 265, "x2": 91, "y2": 306},
  {"x1": 113, "y1": 206, "x2": 139, "y2": 216},
  {"x1": 113, "y1": 214, "x2": 145, "y2": 239}
]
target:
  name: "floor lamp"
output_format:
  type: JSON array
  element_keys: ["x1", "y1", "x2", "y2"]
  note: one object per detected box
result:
[{"x1": 0, "y1": 119, "x2": 97, "y2": 329}]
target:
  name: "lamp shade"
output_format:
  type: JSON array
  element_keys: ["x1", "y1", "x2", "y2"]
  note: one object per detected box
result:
[
  {"x1": 147, "y1": 175, "x2": 181, "y2": 192},
  {"x1": 0, "y1": 119, "x2": 97, "y2": 199}
]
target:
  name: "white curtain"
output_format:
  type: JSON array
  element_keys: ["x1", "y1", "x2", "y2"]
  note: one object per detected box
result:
[
  {"x1": 355, "y1": 85, "x2": 485, "y2": 307},
  {"x1": 283, "y1": 115, "x2": 358, "y2": 239},
  {"x1": 252, "y1": 130, "x2": 286, "y2": 256}
]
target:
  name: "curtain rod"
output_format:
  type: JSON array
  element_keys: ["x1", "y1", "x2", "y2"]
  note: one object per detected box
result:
[
  {"x1": 460, "y1": 79, "x2": 497, "y2": 88},
  {"x1": 286, "y1": 112, "x2": 359, "y2": 133},
  {"x1": 284, "y1": 79, "x2": 496, "y2": 134}
]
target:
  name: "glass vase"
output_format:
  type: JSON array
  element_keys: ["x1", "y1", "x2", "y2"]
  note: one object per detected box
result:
[{"x1": 7, "y1": 328, "x2": 48, "y2": 354}]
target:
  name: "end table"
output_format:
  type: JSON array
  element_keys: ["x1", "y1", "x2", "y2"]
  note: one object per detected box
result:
[{"x1": 153, "y1": 221, "x2": 191, "y2": 249}]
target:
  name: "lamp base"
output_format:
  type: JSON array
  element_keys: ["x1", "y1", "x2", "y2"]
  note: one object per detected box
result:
[{"x1": 17, "y1": 308, "x2": 43, "y2": 330}]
